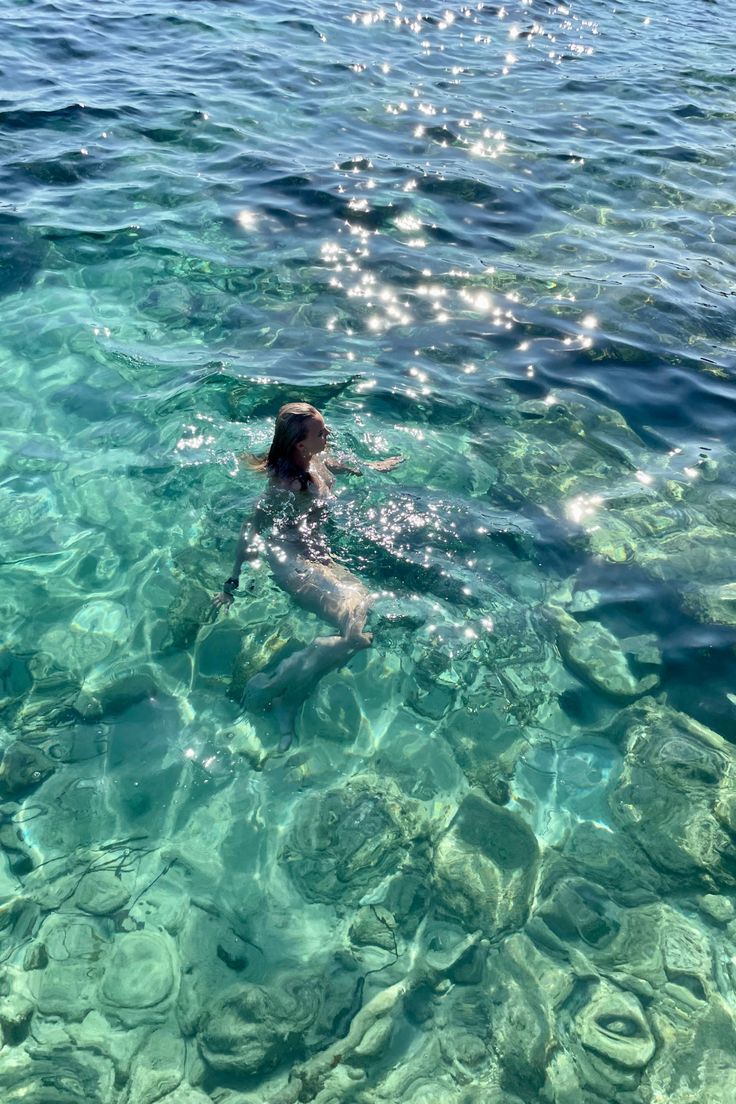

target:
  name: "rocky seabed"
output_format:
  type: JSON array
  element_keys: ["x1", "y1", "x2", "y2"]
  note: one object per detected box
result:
[{"x1": 2, "y1": 394, "x2": 736, "y2": 1104}]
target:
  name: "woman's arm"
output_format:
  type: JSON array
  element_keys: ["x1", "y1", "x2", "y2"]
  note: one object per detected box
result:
[
  {"x1": 324, "y1": 456, "x2": 362, "y2": 476},
  {"x1": 212, "y1": 505, "x2": 267, "y2": 611},
  {"x1": 325, "y1": 455, "x2": 405, "y2": 476},
  {"x1": 363, "y1": 456, "x2": 405, "y2": 472},
  {"x1": 231, "y1": 506, "x2": 267, "y2": 575}
]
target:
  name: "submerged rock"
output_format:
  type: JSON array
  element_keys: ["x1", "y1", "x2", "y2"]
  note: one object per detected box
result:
[
  {"x1": 561, "y1": 821, "x2": 663, "y2": 906},
  {"x1": 124, "y1": 1028, "x2": 185, "y2": 1104},
  {"x1": 0, "y1": 810, "x2": 35, "y2": 876},
  {"x1": 349, "y1": 906, "x2": 398, "y2": 953},
  {"x1": 37, "y1": 601, "x2": 131, "y2": 678},
  {"x1": 638, "y1": 525, "x2": 736, "y2": 587},
  {"x1": 0, "y1": 971, "x2": 33, "y2": 1046},
  {"x1": 609, "y1": 699, "x2": 736, "y2": 890},
  {"x1": 549, "y1": 607, "x2": 659, "y2": 701},
  {"x1": 681, "y1": 581, "x2": 736, "y2": 627},
  {"x1": 484, "y1": 933, "x2": 570, "y2": 1096},
  {"x1": 282, "y1": 774, "x2": 427, "y2": 906},
  {"x1": 0, "y1": 1046, "x2": 115, "y2": 1104},
  {"x1": 100, "y1": 930, "x2": 178, "y2": 1024},
  {"x1": 441, "y1": 707, "x2": 528, "y2": 805},
  {"x1": 157, "y1": 1090, "x2": 212, "y2": 1104},
  {"x1": 198, "y1": 980, "x2": 317, "y2": 1076},
  {"x1": 75, "y1": 671, "x2": 158, "y2": 720},
  {"x1": 22, "y1": 941, "x2": 48, "y2": 971},
  {"x1": 228, "y1": 620, "x2": 294, "y2": 704},
  {"x1": 166, "y1": 586, "x2": 214, "y2": 650},
  {"x1": 699, "y1": 894, "x2": 735, "y2": 924},
  {"x1": 488, "y1": 901, "x2": 736, "y2": 1104},
  {"x1": 75, "y1": 871, "x2": 130, "y2": 916},
  {"x1": 529, "y1": 876, "x2": 623, "y2": 957},
  {"x1": 433, "y1": 791, "x2": 539, "y2": 937},
  {"x1": 0, "y1": 741, "x2": 54, "y2": 794},
  {"x1": 36, "y1": 921, "x2": 103, "y2": 1020},
  {"x1": 275, "y1": 932, "x2": 484, "y2": 1103},
  {"x1": 545, "y1": 979, "x2": 655, "y2": 1102}
]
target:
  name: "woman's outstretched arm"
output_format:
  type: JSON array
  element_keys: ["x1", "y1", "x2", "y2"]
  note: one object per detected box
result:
[{"x1": 325, "y1": 454, "x2": 405, "y2": 475}]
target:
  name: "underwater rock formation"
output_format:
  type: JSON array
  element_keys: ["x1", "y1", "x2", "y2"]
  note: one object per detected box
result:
[
  {"x1": 75, "y1": 870, "x2": 131, "y2": 916},
  {"x1": 441, "y1": 705, "x2": 529, "y2": 805},
  {"x1": 100, "y1": 930, "x2": 179, "y2": 1025},
  {"x1": 250, "y1": 932, "x2": 484, "y2": 1104},
  {"x1": 681, "y1": 581, "x2": 736, "y2": 627},
  {"x1": 166, "y1": 586, "x2": 215, "y2": 651},
  {"x1": 227, "y1": 618, "x2": 294, "y2": 704},
  {"x1": 74, "y1": 671, "x2": 159, "y2": 721},
  {"x1": 544, "y1": 978, "x2": 655, "y2": 1103},
  {"x1": 281, "y1": 773, "x2": 428, "y2": 906},
  {"x1": 513, "y1": 846, "x2": 736, "y2": 1102},
  {"x1": 123, "y1": 1029, "x2": 185, "y2": 1104},
  {"x1": 433, "y1": 791, "x2": 539, "y2": 937},
  {"x1": 546, "y1": 605, "x2": 660, "y2": 701},
  {"x1": 0, "y1": 1046, "x2": 116, "y2": 1104},
  {"x1": 198, "y1": 979, "x2": 319, "y2": 1076},
  {"x1": 609, "y1": 698, "x2": 736, "y2": 890},
  {"x1": 558, "y1": 821, "x2": 664, "y2": 907},
  {"x1": 349, "y1": 905, "x2": 398, "y2": 953},
  {"x1": 0, "y1": 740, "x2": 54, "y2": 795}
]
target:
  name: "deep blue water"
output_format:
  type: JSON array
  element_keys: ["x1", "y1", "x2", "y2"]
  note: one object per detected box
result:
[{"x1": 2, "y1": 1, "x2": 736, "y2": 1101}]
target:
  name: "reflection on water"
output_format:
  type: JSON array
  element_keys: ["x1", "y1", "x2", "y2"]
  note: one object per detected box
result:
[{"x1": 1, "y1": 0, "x2": 736, "y2": 1100}]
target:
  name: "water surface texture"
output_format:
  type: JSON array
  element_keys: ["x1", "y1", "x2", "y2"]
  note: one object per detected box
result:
[{"x1": 2, "y1": 0, "x2": 736, "y2": 1101}]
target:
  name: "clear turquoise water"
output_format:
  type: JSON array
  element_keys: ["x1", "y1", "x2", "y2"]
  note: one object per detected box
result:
[{"x1": 2, "y1": 0, "x2": 736, "y2": 1101}]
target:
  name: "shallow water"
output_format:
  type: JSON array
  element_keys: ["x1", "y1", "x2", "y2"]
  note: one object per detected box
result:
[{"x1": 2, "y1": 0, "x2": 736, "y2": 1101}]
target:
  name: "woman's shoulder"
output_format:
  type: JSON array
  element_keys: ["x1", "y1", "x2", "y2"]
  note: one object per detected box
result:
[{"x1": 269, "y1": 474, "x2": 306, "y2": 494}]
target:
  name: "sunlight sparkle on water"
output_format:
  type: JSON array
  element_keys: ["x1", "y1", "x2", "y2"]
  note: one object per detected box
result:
[
  {"x1": 237, "y1": 209, "x2": 258, "y2": 231},
  {"x1": 565, "y1": 494, "x2": 604, "y2": 525}
]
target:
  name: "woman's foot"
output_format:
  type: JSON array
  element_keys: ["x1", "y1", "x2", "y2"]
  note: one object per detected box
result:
[
  {"x1": 273, "y1": 696, "x2": 298, "y2": 751},
  {"x1": 242, "y1": 669, "x2": 279, "y2": 712}
]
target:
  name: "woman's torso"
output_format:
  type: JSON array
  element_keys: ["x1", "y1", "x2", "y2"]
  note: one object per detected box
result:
[{"x1": 261, "y1": 457, "x2": 334, "y2": 563}]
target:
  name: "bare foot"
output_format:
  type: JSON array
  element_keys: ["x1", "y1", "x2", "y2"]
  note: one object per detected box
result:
[
  {"x1": 242, "y1": 670, "x2": 278, "y2": 712},
  {"x1": 273, "y1": 696, "x2": 298, "y2": 752}
]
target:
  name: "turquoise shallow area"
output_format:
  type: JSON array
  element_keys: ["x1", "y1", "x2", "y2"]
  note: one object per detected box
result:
[{"x1": 2, "y1": 0, "x2": 736, "y2": 1101}]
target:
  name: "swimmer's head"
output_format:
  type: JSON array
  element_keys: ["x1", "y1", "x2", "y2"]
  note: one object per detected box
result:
[
  {"x1": 246, "y1": 401, "x2": 328, "y2": 480},
  {"x1": 295, "y1": 408, "x2": 330, "y2": 461},
  {"x1": 272, "y1": 401, "x2": 328, "y2": 462}
]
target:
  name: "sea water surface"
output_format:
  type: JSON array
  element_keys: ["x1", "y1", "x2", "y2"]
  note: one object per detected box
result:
[{"x1": 2, "y1": 0, "x2": 736, "y2": 1101}]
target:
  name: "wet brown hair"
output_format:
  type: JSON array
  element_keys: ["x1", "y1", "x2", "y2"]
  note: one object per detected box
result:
[{"x1": 246, "y1": 402, "x2": 321, "y2": 488}]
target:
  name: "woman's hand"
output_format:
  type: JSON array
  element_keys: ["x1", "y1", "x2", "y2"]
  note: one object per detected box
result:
[
  {"x1": 212, "y1": 591, "x2": 234, "y2": 612},
  {"x1": 369, "y1": 456, "x2": 405, "y2": 472}
]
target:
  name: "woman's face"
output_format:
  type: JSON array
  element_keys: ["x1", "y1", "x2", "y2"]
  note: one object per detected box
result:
[{"x1": 299, "y1": 414, "x2": 329, "y2": 459}]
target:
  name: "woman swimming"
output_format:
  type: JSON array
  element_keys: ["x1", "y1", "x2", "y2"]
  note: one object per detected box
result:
[{"x1": 212, "y1": 402, "x2": 403, "y2": 749}]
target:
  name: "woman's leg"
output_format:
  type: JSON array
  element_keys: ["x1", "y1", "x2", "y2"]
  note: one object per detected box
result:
[
  {"x1": 274, "y1": 555, "x2": 374, "y2": 641},
  {"x1": 243, "y1": 553, "x2": 374, "y2": 748}
]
